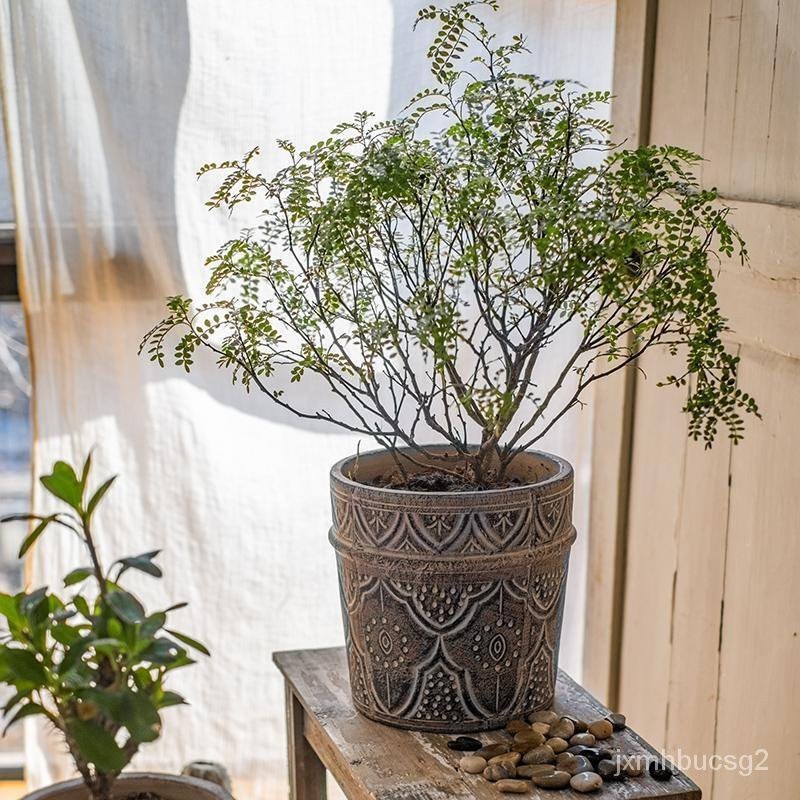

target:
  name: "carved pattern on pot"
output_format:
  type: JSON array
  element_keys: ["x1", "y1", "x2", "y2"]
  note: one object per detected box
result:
[{"x1": 330, "y1": 448, "x2": 575, "y2": 732}]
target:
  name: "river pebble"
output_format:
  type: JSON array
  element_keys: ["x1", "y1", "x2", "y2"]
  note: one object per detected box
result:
[
  {"x1": 458, "y1": 756, "x2": 487, "y2": 774},
  {"x1": 521, "y1": 744, "x2": 555, "y2": 765},
  {"x1": 495, "y1": 779, "x2": 529, "y2": 793},
  {"x1": 588, "y1": 719, "x2": 614, "y2": 740},
  {"x1": 447, "y1": 736, "x2": 482, "y2": 751},
  {"x1": 532, "y1": 770, "x2": 571, "y2": 789},
  {"x1": 570, "y1": 772, "x2": 603, "y2": 793}
]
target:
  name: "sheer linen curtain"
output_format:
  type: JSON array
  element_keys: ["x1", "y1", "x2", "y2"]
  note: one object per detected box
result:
[{"x1": 0, "y1": 1, "x2": 614, "y2": 795}]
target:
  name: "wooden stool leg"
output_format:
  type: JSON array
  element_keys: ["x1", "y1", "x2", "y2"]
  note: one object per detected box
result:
[{"x1": 285, "y1": 681, "x2": 327, "y2": 800}]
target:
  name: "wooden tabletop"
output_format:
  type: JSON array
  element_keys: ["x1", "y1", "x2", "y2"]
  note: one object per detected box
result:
[{"x1": 273, "y1": 647, "x2": 700, "y2": 800}]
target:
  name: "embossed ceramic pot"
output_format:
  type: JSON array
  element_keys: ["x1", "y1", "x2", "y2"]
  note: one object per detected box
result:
[{"x1": 330, "y1": 445, "x2": 575, "y2": 732}]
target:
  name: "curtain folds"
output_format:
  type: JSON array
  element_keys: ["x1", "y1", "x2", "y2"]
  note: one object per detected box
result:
[{"x1": 0, "y1": 1, "x2": 613, "y2": 794}]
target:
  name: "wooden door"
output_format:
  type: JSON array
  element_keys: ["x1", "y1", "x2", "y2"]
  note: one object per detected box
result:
[{"x1": 586, "y1": 2, "x2": 800, "y2": 798}]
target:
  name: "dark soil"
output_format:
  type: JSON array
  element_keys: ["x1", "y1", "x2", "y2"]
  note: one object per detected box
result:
[{"x1": 369, "y1": 470, "x2": 523, "y2": 492}]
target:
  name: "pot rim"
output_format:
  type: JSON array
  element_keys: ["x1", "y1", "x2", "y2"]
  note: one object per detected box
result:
[
  {"x1": 330, "y1": 444, "x2": 572, "y2": 498},
  {"x1": 22, "y1": 771, "x2": 231, "y2": 800}
]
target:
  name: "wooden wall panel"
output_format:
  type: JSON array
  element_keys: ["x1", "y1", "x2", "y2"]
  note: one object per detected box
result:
[
  {"x1": 617, "y1": 346, "x2": 687, "y2": 747},
  {"x1": 606, "y1": 1, "x2": 800, "y2": 798},
  {"x1": 712, "y1": 350, "x2": 800, "y2": 798}
]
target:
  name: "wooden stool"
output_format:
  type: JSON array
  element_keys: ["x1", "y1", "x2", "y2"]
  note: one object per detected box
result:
[{"x1": 274, "y1": 647, "x2": 700, "y2": 800}]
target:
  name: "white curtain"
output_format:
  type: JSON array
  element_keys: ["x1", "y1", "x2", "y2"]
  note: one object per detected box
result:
[{"x1": 0, "y1": 1, "x2": 614, "y2": 795}]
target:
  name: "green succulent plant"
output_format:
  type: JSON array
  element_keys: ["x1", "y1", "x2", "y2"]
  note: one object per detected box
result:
[
  {"x1": 0, "y1": 456, "x2": 208, "y2": 800},
  {"x1": 142, "y1": 0, "x2": 758, "y2": 486}
]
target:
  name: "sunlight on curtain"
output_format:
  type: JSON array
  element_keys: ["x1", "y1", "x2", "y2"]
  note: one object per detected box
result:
[{"x1": 0, "y1": 1, "x2": 614, "y2": 795}]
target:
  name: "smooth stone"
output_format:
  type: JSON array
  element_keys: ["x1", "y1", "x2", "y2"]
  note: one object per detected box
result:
[
  {"x1": 484, "y1": 763, "x2": 515, "y2": 782},
  {"x1": 530, "y1": 721, "x2": 551, "y2": 736},
  {"x1": 588, "y1": 719, "x2": 614, "y2": 740},
  {"x1": 578, "y1": 747, "x2": 612, "y2": 766},
  {"x1": 459, "y1": 756, "x2": 487, "y2": 774},
  {"x1": 607, "y1": 713, "x2": 626, "y2": 731},
  {"x1": 521, "y1": 744, "x2": 555, "y2": 766},
  {"x1": 570, "y1": 733, "x2": 597, "y2": 747},
  {"x1": 555, "y1": 753, "x2": 578, "y2": 772},
  {"x1": 506, "y1": 719, "x2": 530, "y2": 734},
  {"x1": 448, "y1": 736, "x2": 482, "y2": 751},
  {"x1": 570, "y1": 772, "x2": 603, "y2": 793},
  {"x1": 563, "y1": 716, "x2": 589, "y2": 733},
  {"x1": 624, "y1": 755, "x2": 647, "y2": 777},
  {"x1": 597, "y1": 759, "x2": 626, "y2": 781},
  {"x1": 566, "y1": 755, "x2": 595, "y2": 776},
  {"x1": 548, "y1": 719, "x2": 575, "y2": 740},
  {"x1": 532, "y1": 770, "x2": 571, "y2": 789},
  {"x1": 489, "y1": 752, "x2": 522, "y2": 768},
  {"x1": 649, "y1": 761, "x2": 674, "y2": 781},
  {"x1": 514, "y1": 729, "x2": 545, "y2": 748},
  {"x1": 567, "y1": 745, "x2": 585, "y2": 755},
  {"x1": 529, "y1": 710, "x2": 559, "y2": 725},
  {"x1": 495, "y1": 779, "x2": 530, "y2": 794},
  {"x1": 546, "y1": 737, "x2": 569, "y2": 754},
  {"x1": 517, "y1": 764, "x2": 555, "y2": 779},
  {"x1": 475, "y1": 743, "x2": 511, "y2": 759}
]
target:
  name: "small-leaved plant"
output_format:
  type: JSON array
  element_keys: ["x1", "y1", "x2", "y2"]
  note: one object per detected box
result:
[
  {"x1": 142, "y1": 0, "x2": 759, "y2": 487},
  {"x1": 0, "y1": 456, "x2": 209, "y2": 800}
]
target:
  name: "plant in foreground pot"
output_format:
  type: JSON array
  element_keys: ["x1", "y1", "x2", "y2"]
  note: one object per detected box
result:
[
  {"x1": 141, "y1": 1, "x2": 757, "y2": 730},
  {"x1": 0, "y1": 457, "x2": 220, "y2": 800}
]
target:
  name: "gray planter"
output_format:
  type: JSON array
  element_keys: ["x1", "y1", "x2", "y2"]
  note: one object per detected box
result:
[
  {"x1": 22, "y1": 772, "x2": 232, "y2": 800},
  {"x1": 330, "y1": 446, "x2": 575, "y2": 732}
]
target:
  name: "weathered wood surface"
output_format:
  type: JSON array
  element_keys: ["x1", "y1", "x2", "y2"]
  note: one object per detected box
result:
[{"x1": 274, "y1": 647, "x2": 700, "y2": 800}]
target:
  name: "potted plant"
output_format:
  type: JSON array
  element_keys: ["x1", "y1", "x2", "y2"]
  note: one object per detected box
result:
[
  {"x1": 0, "y1": 457, "x2": 227, "y2": 799},
  {"x1": 141, "y1": 1, "x2": 757, "y2": 731}
]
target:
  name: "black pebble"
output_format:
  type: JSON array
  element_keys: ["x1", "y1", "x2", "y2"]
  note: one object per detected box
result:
[
  {"x1": 607, "y1": 712, "x2": 626, "y2": 731},
  {"x1": 579, "y1": 747, "x2": 612, "y2": 767},
  {"x1": 447, "y1": 736, "x2": 482, "y2": 751},
  {"x1": 649, "y1": 760, "x2": 674, "y2": 781},
  {"x1": 597, "y1": 759, "x2": 626, "y2": 781}
]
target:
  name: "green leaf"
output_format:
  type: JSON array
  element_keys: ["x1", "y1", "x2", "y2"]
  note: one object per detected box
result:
[
  {"x1": 64, "y1": 567, "x2": 94, "y2": 587},
  {"x1": 86, "y1": 475, "x2": 116, "y2": 518},
  {"x1": 79, "y1": 452, "x2": 93, "y2": 490},
  {"x1": 68, "y1": 719, "x2": 126, "y2": 772},
  {"x1": 0, "y1": 648, "x2": 47, "y2": 685},
  {"x1": 18, "y1": 517, "x2": 57, "y2": 558},
  {"x1": 140, "y1": 612, "x2": 166, "y2": 640},
  {"x1": 106, "y1": 590, "x2": 145, "y2": 624},
  {"x1": 73, "y1": 595, "x2": 91, "y2": 619},
  {"x1": 156, "y1": 691, "x2": 187, "y2": 709},
  {"x1": 40, "y1": 461, "x2": 83, "y2": 511},
  {"x1": 3, "y1": 702, "x2": 46, "y2": 734},
  {"x1": 115, "y1": 550, "x2": 162, "y2": 580},
  {"x1": 117, "y1": 691, "x2": 161, "y2": 743},
  {"x1": 165, "y1": 629, "x2": 210, "y2": 657},
  {"x1": 0, "y1": 593, "x2": 21, "y2": 626},
  {"x1": 141, "y1": 637, "x2": 185, "y2": 665},
  {"x1": 58, "y1": 636, "x2": 93, "y2": 674}
]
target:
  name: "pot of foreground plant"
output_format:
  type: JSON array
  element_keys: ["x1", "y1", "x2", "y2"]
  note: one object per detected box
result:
[
  {"x1": 22, "y1": 773, "x2": 231, "y2": 800},
  {"x1": 330, "y1": 446, "x2": 575, "y2": 732}
]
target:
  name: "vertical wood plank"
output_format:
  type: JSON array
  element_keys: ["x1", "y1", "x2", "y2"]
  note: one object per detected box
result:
[
  {"x1": 763, "y1": 0, "x2": 800, "y2": 203},
  {"x1": 616, "y1": 0, "x2": 713, "y2": 751},
  {"x1": 286, "y1": 681, "x2": 327, "y2": 800},
  {"x1": 728, "y1": 0, "x2": 780, "y2": 199},
  {"x1": 617, "y1": 347, "x2": 688, "y2": 748},
  {"x1": 662, "y1": 368, "x2": 735, "y2": 797},
  {"x1": 711, "y1": 350, "x2": 800, "y2": 800},
  {"x1": 702, "y1": 0, "x2": 743, "y2": 190},
  {"x1": 584, "y1": 0, "x2": 657, "y2": 707}
]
